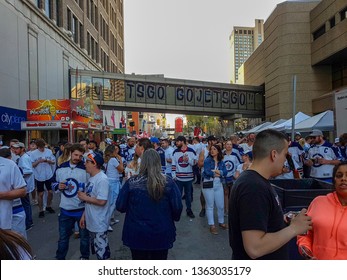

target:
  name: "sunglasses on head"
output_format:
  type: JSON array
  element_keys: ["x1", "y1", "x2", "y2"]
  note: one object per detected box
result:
[{"x1": 86, "y1": 153, "x2": 97, "y2": 165}]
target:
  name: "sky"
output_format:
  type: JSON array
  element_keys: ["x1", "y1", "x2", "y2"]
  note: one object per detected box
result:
[{"x1": 123, "y1": 0, "x2": 283, "y2": 84}]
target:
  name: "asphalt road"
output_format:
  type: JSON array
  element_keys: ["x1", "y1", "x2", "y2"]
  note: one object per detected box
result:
[{"x1": 27, "y1": 183, "x2": 232, "y2": 260}]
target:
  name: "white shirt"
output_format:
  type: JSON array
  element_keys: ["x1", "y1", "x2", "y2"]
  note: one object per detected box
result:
[
  {"x1": 30, "y1": 148, "x2": 56, "y2": 181},
  {"x1": 84, "y1": 171, "x2": 110, "y2": 232},
  {"x1": 0, "y1": 157, "x2": 26, "y2": 229},
  {"x1": 18, "y1": 153, "x2": 35, "y2": 193},
  {"x1": 105, "y1": 158, "x2": 120, "y2": 181}
]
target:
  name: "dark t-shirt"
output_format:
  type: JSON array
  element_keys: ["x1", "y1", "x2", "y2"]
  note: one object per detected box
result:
[{"x1": 228, "y1": 170, "x2": 289, "y2": 260}]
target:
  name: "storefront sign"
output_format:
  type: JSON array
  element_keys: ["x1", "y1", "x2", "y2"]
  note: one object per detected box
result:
[
  {"x1": 21, "y1": 121, "x2": 62, "y2": 129},
  {"x1": 71, "y1": 97, "x2": 103, "y2": 124},
  {"x1": 27, "y1": 100, "x2": 71, "y2": 121},
  {"x1": 0, "y1": 106, "x2": 26, "y2": 131},
  {"x1": 113, "y1": 128, "x2": 127, "y2": 135}
]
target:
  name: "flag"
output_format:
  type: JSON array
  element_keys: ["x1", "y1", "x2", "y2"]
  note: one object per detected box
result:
[{"x1": 111, "y1": 109, "x2": 115, "y2": 127}]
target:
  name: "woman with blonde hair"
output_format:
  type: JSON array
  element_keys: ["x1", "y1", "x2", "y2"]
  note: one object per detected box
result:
[
  {"x1": 116, "y1": 149, "x2": 183, "y2": 260},
  {"x1": 57, "y1": 143, "x2": 72, "y2": 167}
]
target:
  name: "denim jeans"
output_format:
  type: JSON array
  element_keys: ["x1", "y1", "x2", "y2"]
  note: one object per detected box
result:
[
  {"x1": 56, "y1": 212, "x2": 90, "y2": 259},
  {"x1": 176, "y1": 179, "x2": 193, "y2": 211},
  {"x1": 107, "y1": 179, "x2": 121, "y2": 222},
  {"x1": 21, "y1": 193, "x2": 33, "y2": 228}
]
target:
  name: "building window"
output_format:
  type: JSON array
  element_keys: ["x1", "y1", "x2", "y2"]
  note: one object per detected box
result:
[
  {"x1": 340, "y1": 7, "x2": 347, "y2": 21},
  {"x1": 332, "y1": 60, "x2": 347, "y2": 89},
  {"x1": 329, "y1": 16, "x2": 336, "y2": 28},
  {"x1": 56, "y1": 0, "x2": 61, "y2": 26},
  {"x1": 312, "y1": 24, "x2": 326, "y2": 40},
  {"x1": 44, "y1": 0, "x2": 52, "y2": 19}
]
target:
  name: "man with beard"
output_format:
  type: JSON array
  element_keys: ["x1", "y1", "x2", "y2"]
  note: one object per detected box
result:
[
  {"x1": 304, "y1": 129, "x2": 341, "y2": 183},
  {"x1": 52, "y1": 144, "x2": 90, "y2": 260},
  {"x1": 172, "y1": 136, "x2": 197, "y2": 218},
  {"x1": 121, "y1": 137, "x2": 136, "y2": 166}
]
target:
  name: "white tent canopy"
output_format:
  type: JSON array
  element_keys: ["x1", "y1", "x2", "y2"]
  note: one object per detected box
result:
[
  {"x1": 291, "y1": 110, "x2": 334, "y2": 132},
  {"x1": 256, "y1": 118, "x2": 287, "y2": 133},
  {"x1": 268, "y1": 112, "x2": 310, "y2": 131},
  {"x1": 243, "y1": 121, "x2": 272, "y2": 134}
]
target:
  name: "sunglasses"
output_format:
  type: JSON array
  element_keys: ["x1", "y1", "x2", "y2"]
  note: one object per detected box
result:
[{"x1": 86, "y1": 153, "x2": 97, "y2": 165}]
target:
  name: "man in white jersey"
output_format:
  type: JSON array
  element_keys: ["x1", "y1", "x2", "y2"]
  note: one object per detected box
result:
[
  {"x1": 304, "y1": 129, "x2": 341, "y2": 183},
  {"x1": 172, "y1": 136, "x2": 197, "y2": 219},
  {"x1": 53, "y1": 144, "x2": 90, "y2": 260},
  {"x1": 31, "y1": 138, "x2": 56, "y2": 218},
  {"x1": 0, "y1": 151, "x2": 26, "y2": 231}
]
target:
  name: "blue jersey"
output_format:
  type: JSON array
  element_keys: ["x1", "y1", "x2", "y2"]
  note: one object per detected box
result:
[
  {"x1": 232, "y1": 144, "x2": 244, "y2": 164},
  {"x1": 156, "y1": 146, "x2": 166, "y2": 173},
  {"x1": 223, "y1": 151, "x2": 242, "y2": 182},
  {"x1": 120, "y1": 145, "x2": 135, "y2": 165}
]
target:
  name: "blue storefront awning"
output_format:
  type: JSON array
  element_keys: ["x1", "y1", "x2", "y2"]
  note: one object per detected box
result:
[{"x1": 0, "y1": 106, "x2": 27, "y2": 131}]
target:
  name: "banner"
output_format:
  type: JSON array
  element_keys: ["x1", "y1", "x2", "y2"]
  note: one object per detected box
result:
[
  {"x1": 71, "y1": 97, "x2": 103, "y2": 124},
  {"x1": 26, "y1": 99, "x2": 71, "y2": 121},
  {"x1": 175, "y1": 117, "x2": 183, "y2": 133}
]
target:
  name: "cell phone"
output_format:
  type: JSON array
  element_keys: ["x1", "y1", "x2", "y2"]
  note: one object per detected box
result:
[{"x1": 299, "y1": 246, "x2": 314, "y2": 259}]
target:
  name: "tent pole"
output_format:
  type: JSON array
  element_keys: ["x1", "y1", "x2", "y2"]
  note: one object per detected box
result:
[{"x1": 291, "y1": 75, "x2": 297, "y2": 140}]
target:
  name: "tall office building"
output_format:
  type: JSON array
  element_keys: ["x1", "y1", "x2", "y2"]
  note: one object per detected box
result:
[
  {"x1": 0, "y1": 0, "x2": 124, "y2": 143},
  {"x1": 243, "y1": 0, "x2": 347, "y2": 121},
  {"x1": 229, "y1": 19, "x2": 264, "y2": 84}
]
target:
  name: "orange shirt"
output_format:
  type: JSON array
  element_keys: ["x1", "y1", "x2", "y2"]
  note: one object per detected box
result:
[{"x1": 297, "y1": 192, "x2": 347, "y2": 260}]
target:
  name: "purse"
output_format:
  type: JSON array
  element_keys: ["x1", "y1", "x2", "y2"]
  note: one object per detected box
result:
[{"x1": 202, "y1": 180, "x2": 214, "y2": 189}]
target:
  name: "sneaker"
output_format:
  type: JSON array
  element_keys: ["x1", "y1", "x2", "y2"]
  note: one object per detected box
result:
[
  {"x1": 110, "y1": 218, "x2": 120, "y2": 226},
  {"x1": 46, "y1": 207, "x2": 55, "y2": 214},
  {"x1": 187, "y1": 210, "x2": 195, "y2": 219},
  {"x1": 39, "y1": 211, "x2": 45, "y2": 218},
  {"x1": 31, "y1": 200, "x2": 38, "y2": 206},
  {"x1": 26, "y1": 224, "x2": 34, "y2": 231},
  {"x1": 199, "y1": 209, "x2": 206, "y2": 217},
  {"x1": 107, "y1": 226, "x2": 113, "y2": 232}
]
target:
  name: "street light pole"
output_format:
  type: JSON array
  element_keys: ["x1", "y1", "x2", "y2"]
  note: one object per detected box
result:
[{"x1": 291, "y1": 75, "x2": 297, "y2": 140}]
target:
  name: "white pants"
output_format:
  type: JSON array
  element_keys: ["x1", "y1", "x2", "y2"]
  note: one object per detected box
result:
[{"x1": 202, "y1": 179, "x2": 224, "y2": 226}]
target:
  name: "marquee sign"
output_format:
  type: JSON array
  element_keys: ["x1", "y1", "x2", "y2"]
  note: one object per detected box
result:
[
  {"x1": 125, "y1": 81, "x2": 262, "y2": 110},
  {"x1": 69, "y1": 70, "x2": 264, "y2": 116}
]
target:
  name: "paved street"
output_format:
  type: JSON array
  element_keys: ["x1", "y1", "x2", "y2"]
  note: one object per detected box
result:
[{"x1": 27, "y1": 183, "x2": 232, "y2": 260}]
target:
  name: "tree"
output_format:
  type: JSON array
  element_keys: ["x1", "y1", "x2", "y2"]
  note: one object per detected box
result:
[{"x1": 185, "y1": 115, "x2": 221, "y2": 136}]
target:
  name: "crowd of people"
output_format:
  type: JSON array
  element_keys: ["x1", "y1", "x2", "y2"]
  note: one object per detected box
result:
[{"x1": 0, "y1": 129, "x2": 346, "y2": 260}]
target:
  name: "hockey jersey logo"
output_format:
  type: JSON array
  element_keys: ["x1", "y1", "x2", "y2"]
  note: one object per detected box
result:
[{"x1": 62, "y1": 178, "x2": 84, "y2": 198}]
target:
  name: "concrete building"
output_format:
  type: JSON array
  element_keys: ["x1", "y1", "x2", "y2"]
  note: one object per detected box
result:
[
  {"x1": 229, "y1": 19, "x2": 264, "y2": 84},
  {"x1": 243, "y1": 0, "x2": 347, "y2": 121},
  {"x1": 0, "y1": 0, "x2": 124, "y2": 143}
]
